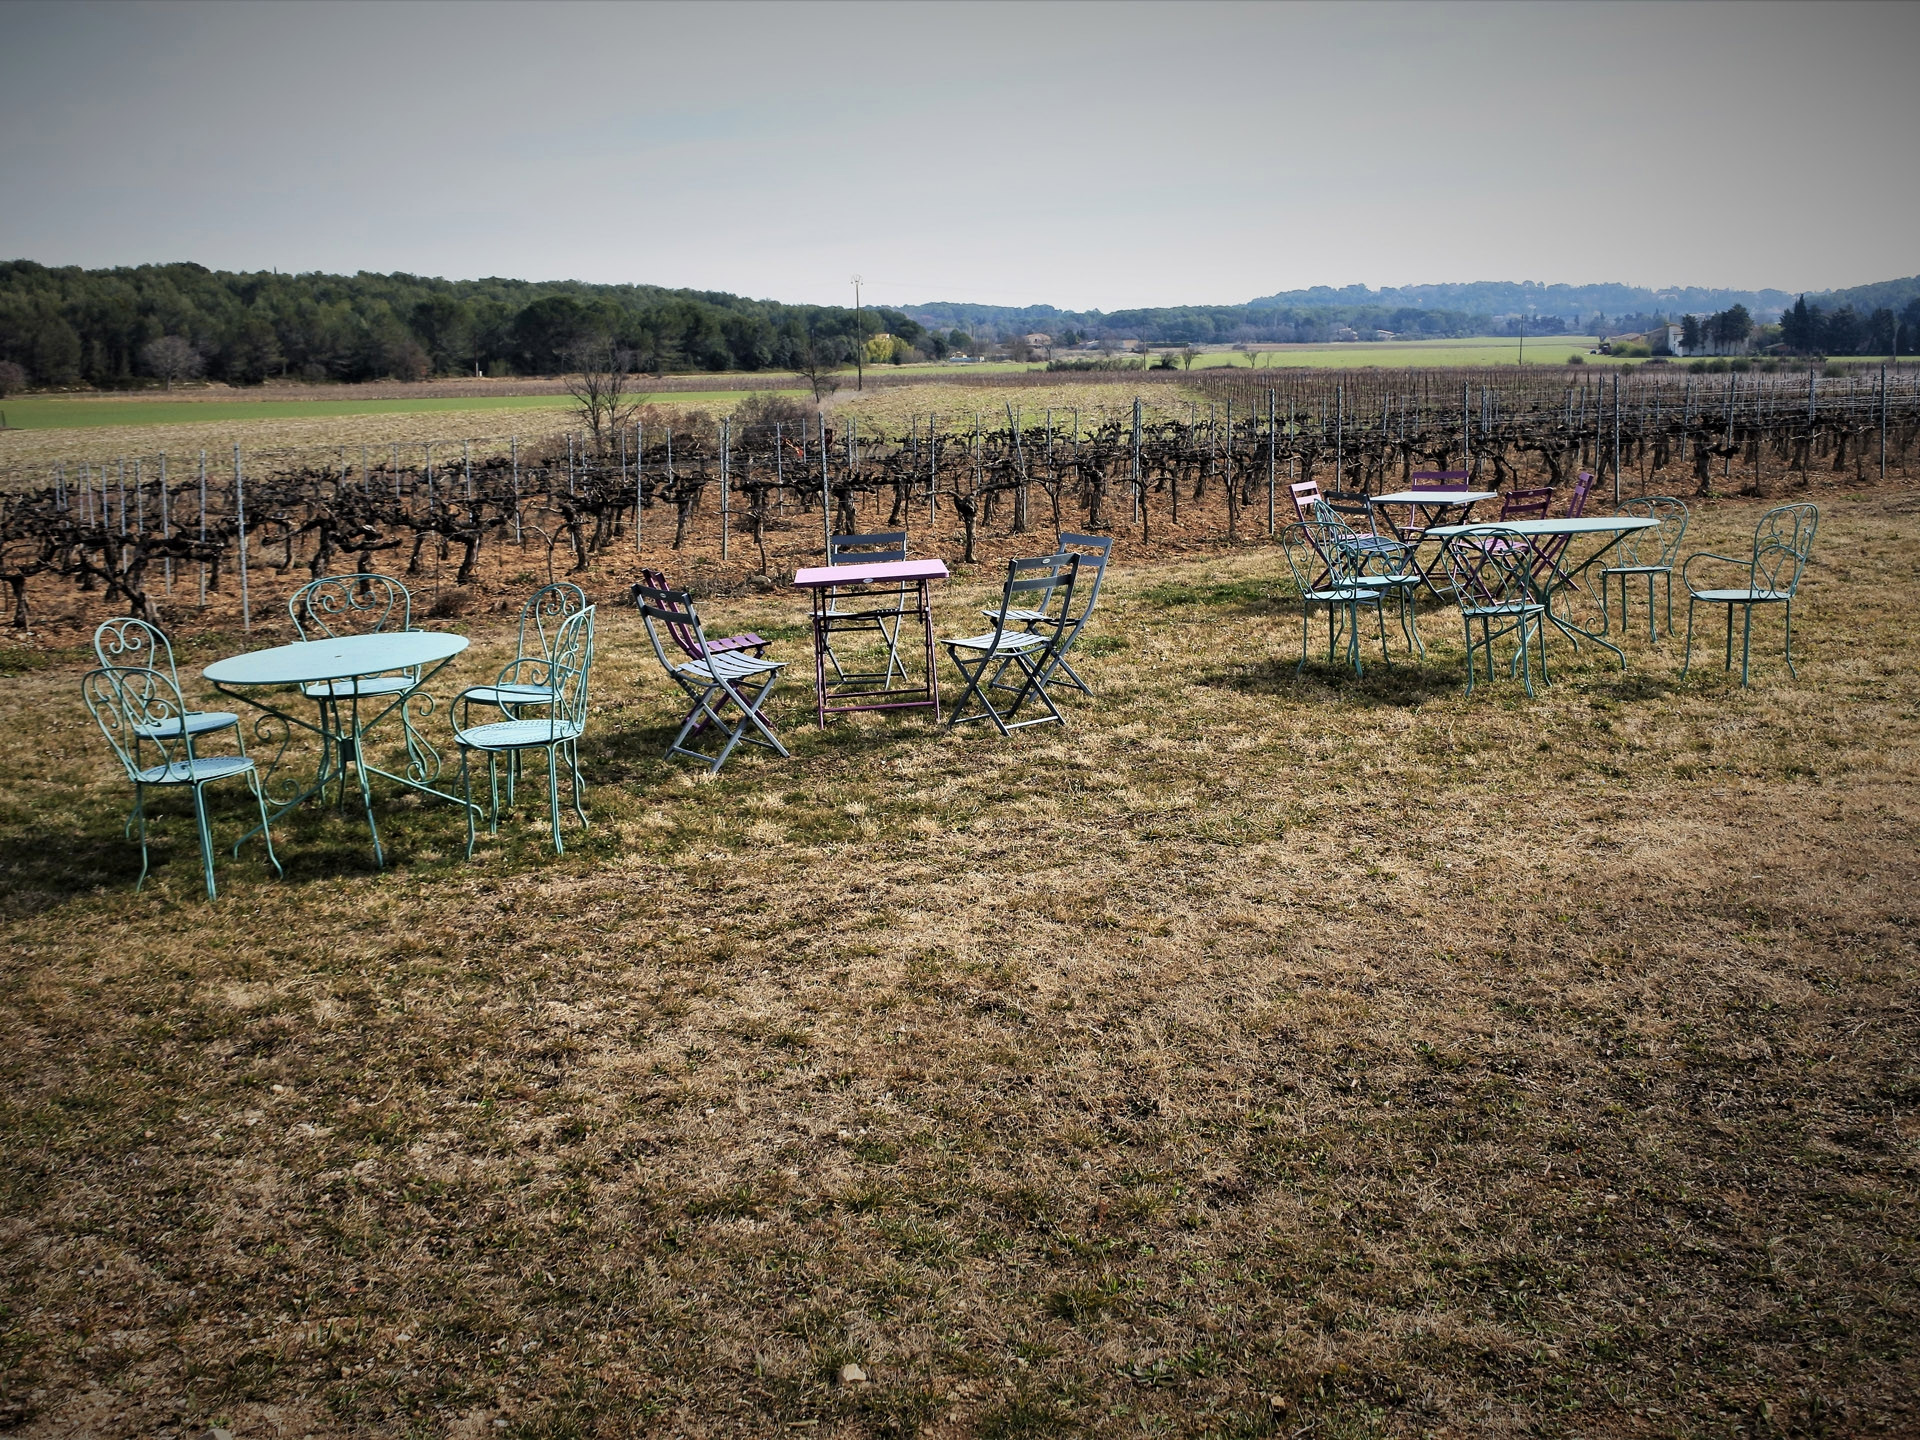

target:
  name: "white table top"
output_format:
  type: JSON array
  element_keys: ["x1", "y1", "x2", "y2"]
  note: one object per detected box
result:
[
  {"x1": 1370, "y1": 490, "x2": 1496, "y2": 505},
  {"x1": 792, "y1": 558, "x2": 948, "y2": 589},
  {"x1": 1425, "y1": 516, "x2": 1658, "y2": 539},
  {"x1": 205, "y1": 631, "x2": 467, "y2": 686}
]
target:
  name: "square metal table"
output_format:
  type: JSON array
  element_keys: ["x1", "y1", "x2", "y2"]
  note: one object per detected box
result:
[
  {"x1": 1367, "y1": 489, "x2": 1497, "y2": 592},
  {"x1": 204, "y1": 631, "x2": 476, "y2": 867},
  {"x1": 792, "y1": 558, "x2": 948, "y2": 726}
]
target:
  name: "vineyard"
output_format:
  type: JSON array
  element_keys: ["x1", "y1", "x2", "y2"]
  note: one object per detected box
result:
[{"x1": 3, "y1": 366, "x2": 1915, "y2": 636}]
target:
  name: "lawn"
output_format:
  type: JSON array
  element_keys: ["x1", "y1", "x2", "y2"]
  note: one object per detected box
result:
[
  {"x1": 1184, "y1": 338, "x2": 1616, "y2": 371},
  {"x1": 2, "y1": 485, "x2": 1915, "y2": 1437},
  {"x1": 0, "y1": 391, "x2": 803, "y2": 433}
]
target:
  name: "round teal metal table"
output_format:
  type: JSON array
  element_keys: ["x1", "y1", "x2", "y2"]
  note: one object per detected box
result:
[{"x1": 205, "y1": 631, "x2": 475, "y2": 867}]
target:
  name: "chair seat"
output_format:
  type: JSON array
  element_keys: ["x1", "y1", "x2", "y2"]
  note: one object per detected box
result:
[
  {"x1": 135, "y1": 708, "x2": 240, "y2": 739},
  {"x1": 301, "y1": 675, "x2": 415, "y2": 699},
  {"x1": 984, "y1": 605, "x2": 1053, "y2": 624},
  {"x1": 1604, "y1": 565, "x2": 1672, "y2": 576},
  {"x1": 1460, "y1": 602, "x2": 1544, "y2": 618},
  {"x1": 674, "y1": 652, "x2": 784, "y2": 683},
  {"x1": 1691, "y1": 587, "x2": 1790, "y2": 603},
  {"x1": 135, "y1": 755, "x2": 255, "y2": 785},
  {"x1": 1302, "y1": 588, "x2": 1385, "y2": 604},
  {"x1": 462, "y1": 683, "x2": 559, "y2": 707},
  {"x1": 457, "y1": 718, "x2": 585, "y2": 751},
  {"x1": 703, "y1": 633, "x2": 766, "y2": 655},
  {"x1": 946, "y1": 630, "x2": 1047, "y2": 655}
]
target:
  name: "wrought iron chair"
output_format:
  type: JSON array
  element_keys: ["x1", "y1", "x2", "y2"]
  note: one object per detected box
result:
[
  {"x1": 93, "y1": 618, "x2": 244, "y2": 754},
  {"x1": 1681, "y1": 503, "x2": 1818, "y2": 686},
  {"x1": 632, "y1": 569, "x2": 767, "y2": 662},
  {"x1": 1600, "y1": 497, "x2": 1688, "y2": 641},
  {"x1": 635, "y1": 581, "x2": 789, "y2": 772},
  {"x1": 1435, "y1": 527, "x2": 1549, "y2": 698},
  {"x1": 451, "y1": 605, "x2": 594, "y2": 856},
  {"x1": 944, "y1": 554, "x2": 1080, "y2": 734},
  {"x1": 1308, "y1": 502, "x2": 1426, "y2": 661},
  {"x1": 287, "y1": 574, "x2": 430, "y2": 787},
  {"x1": 82, "y1": 665, "x2": 283, "y2": 900},
  {"x1": 822, "y1": 531, "x2": 912, "y2": 685},
  {"x1": 455, "y1": 581, "x2": 587, "y2": 805},
  {"x1": 979, "y1": 530, "x2": 1113, "y2": 694},
  {"x1": 1279, "y1": 521, "x2": 1390, "y2": 677}
]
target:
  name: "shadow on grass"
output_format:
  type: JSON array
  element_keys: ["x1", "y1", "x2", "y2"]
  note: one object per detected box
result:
[{"x1": 1200, "y1": 655, "x2": 1465, "y2": 707}]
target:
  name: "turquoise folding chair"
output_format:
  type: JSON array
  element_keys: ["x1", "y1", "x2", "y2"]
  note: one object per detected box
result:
[
  {"x1": 82, "y1": 665, "x2": 282, "y2": 900},
  {"x1": 1682, "y1": 503, "x2": 1818, "y2": 686},
  {"x1": 451, "y1": 606, "x2": 595, "y2": 856}
]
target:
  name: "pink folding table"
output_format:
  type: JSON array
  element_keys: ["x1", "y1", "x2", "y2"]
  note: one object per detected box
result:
[{"x1": 792, "y1": 558, "x2": 948, "y2": 726}]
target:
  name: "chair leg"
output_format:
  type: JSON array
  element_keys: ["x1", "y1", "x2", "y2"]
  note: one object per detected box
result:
[
  {"x1": 488, "y1": 753, "x2": 501, "y2": 835},
  {"x1": 1740, "y1": 603, "x2": 1755, "y2": 687},
  {"x1": 547, "y1": 746, "x2": 564, "y2": 854},
  {"x1": 246, "y1": 769, "x2": 284, "y2": 879},
  {"x1": 131, "y1": 783, "x2": 150, "y2": 892},
  {"x1": 461, "y1": 748, "x2": 477, "y2": 859},
  {"x1": 192, "y1": 783, "x2": 217, "y2": 901},
  {"x1": 1664, "y1": 571, "x2": 1675, "y2": 640},
  {"x1": 1460, "y1": 619, "x2": 1476, "y2": 697},
  {"x1": 1296, "y1": 606, "x2": 1310, "y2": 677},
  {"x1": 1725, "y1": 605, "x2": 1734, "y2": 672},
  {"x1": 1681, "y1": 598, "x2": 1698, "y2": 678},
  {"x1": 567, "y1": 740, "x2": 589, "y2": 828},
  {"x1": 1784, "y1": 600, "x2": 1797, "y2": 680}
]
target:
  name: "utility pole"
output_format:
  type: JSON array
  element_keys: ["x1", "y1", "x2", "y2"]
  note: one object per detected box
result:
[{"x1": 851, "y1": 274, "x2": 863, "y2": 392}]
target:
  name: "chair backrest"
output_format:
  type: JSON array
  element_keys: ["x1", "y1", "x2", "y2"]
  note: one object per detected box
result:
[
  {"x1": 1436, "y1": 528, "x2": 1533, "y2": 608},
  {"x1": 1410, "y1": 470, "x2": 1470, "y2": 491},
  {"x1": 1288, "y1": 480, "x2": 1321, "y2": 523},
  {"x1": 1320, "y1": 488, "x2": 1377, "y2": 533},
  {"x1": 1615, "y1": 497, "x2": 1689, "y2": 569},
  {"x1": 1051, "y1": 531, "x2": 1114, "y2": 631},
  {"x1": 983, "y1": 554, "x2": 1079, "y2": 648},
  {"x1": 289, "y1": 573, "x2": 412, "y2": 640},
  {"x1": 829, "y1": 531, "x2": 907, "y2": 566},
  {"x1": 1564, "y1": 471, "x2": 1597, "y2": 519},
  {"x1": 634, "y1": 580, "x2": 716, "y2": 672},
  {"x1": 516, "y1": 582, "x2": 587, "y2": 664},
  {"x1": 1280, "y1": 520, "x2": 1361, "y2": 595},
  {"x1": 1750, "y1": 502, "x2": 1819, "y2": 597},
  {"x1": 544, "y1": 606, "x2": 595, "y2": 733},
  {"x1": 1308, "y1": 500, "x2": 1413, "y2": 579},
  {"x1": 1499, "y1": 487, "x2": 1554, "y2": 522},
  {"x1": 94, "y1": 617, "x2": 182, "y2": 687},
  {"x1": 82, "y1": 665, "x2": 198, "y2": 783}
]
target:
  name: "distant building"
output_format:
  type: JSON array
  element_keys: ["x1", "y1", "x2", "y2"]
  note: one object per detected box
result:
[
  {"x1": 1332, "y1": 325, "x2": 1360, "y2": 342},
  {"x1": 1023, "y1": 333, "x2": 1052, "y2": 347},
  {"x1": 1648, "y1": 323, "x2": 1684, "y2": 356},
  {"x1": 1373, "y1": 329, "x2": 1396, "y2": 341}
]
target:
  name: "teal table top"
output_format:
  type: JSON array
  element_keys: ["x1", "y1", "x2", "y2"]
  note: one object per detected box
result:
[
  {"x1": 1425, "y1": 516, "x2": 1657, "y2": 539},
  {"x1": 204, "y1": 631, "x2": 467, "y2": 686}
]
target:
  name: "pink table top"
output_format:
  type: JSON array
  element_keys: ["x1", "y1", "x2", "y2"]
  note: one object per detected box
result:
[{"x1": 792, "y1": 558, "x2": 950, "y2": 589}]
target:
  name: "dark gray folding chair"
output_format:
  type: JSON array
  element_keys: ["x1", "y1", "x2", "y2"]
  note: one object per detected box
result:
[
  {"x1": 944, "y1": 554, "x2": 1080, "y2": 735},
  {"x1": 822, "y1": 530, "x2": 912, "y2": 685},
  {"x1": 635, "y1": 580, "x2": 790, "y2": 773},
  {"x1": 979, "y1": 530, "x2": 1112, "y2": 695}
]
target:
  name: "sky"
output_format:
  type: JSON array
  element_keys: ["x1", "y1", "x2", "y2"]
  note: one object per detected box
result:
[{"x1": 3, "y1": 0, "x2": 1916, "y2": 312}]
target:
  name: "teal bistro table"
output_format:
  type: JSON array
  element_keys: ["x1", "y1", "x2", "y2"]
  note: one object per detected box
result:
[
  {"x1": 1426, "y1": 515, "x2": 1658, "y2": 668},
  {"x1": 204, "y1": 630, "x2": 475, "y2": 867}
]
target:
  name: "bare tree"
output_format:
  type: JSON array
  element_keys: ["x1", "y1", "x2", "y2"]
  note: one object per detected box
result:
[
  {"x1": 792, "y1": 335, "x2": 845, "y2": 403},
  {"x1": 141, "y1": 335, "x2": 204, "y2": 391},
  {"x1": 0, "y1": 360, "x2": 25, "y2": 399},
  {"x1": 562, "y1": 337, "x2": 645, "y2": 454},
  {"x1": 1180, "y1": 346, "x2": 1200, "y2": 371}
]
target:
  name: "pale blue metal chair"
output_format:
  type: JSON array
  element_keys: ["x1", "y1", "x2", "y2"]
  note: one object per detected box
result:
[
  {"x1": 823, "y1": 531, "x2": 912, "y2": 684},
  {"x1": 980, "y1": 531, "x2": 1113, "y2": 694},
  {"x1": 288, "y1": 573, "x2": 427, "y2": 797},
  {"x1": 1309, "y1": 500, "x2": 1426, "y2": 661},
  {"x1": 1600, "y1": 497, "x2": 1688, "y2": 641},
  {"x1": 82, "y1": 665, "x2": 282, "y2": 900},
  {"x1": 451, "y1": 605, "x2": 595, "y2": 856},
  {"x1": 1435, "y1": 527, "x2": 1549, "y2": 697},
  {"x1": 944, "y1": 554, "x2": 1080, "y2": 734},
  {"x1": 93, "y1": 617, "x2": 245, "y2": 752},
  {"x1": 1682, "y1": 503, "x2": 1818, "y2": 686},
  {"x1": 1278, "y1": 520, "x2": 1389, "y2": 677},
  {"x1": 456, "y1": 582, "x2": 587, "y2": 803}
]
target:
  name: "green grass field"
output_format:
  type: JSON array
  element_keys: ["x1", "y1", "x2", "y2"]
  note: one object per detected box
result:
[
  {"x1": 0, "y1": 390, "x2": 805, "y2": 433},
  {"x1": 1186, "y1": 335, "x2": 1615, "y2": 370}
]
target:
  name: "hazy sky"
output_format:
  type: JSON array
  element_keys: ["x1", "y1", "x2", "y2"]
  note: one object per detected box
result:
[{"x1": 4, "y1": 0, "x2": 1915, "y2": 310}]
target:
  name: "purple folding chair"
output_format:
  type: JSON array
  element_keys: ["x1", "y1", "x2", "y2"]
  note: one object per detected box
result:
[
  {"x1": 1528, "y1": 472, "x2": 1597, "y2": 589},
  {"x1": 633, "y1": 569, "x2": 768, "y2": 661}
]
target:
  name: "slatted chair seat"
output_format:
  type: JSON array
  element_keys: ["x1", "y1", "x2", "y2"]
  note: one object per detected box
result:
[
  {"x1": 945, "y1": 628, "x2": 1049, "y2": 656},
  {"x1": 133, "y1": 754, "x2": 258, "y2": 785},
  {"x1": 453, "y1": 717, "x2": 586, "y2": 750},
  {"x1": 1689, "y1": 586, "x2": 1793, "y2": 604},
  {"x1": 133, "y1": 709, "x2": 242, "y2": 741}
]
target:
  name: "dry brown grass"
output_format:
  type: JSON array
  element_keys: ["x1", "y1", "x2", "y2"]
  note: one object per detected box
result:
[{"x1": 2, "y1": 489, "x2": 1917, "y2": 1439}]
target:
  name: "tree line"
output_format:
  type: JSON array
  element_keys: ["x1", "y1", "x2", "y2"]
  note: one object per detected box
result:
[{"x1": 0, "y1": 261, "x2": 957, "y2": 390}]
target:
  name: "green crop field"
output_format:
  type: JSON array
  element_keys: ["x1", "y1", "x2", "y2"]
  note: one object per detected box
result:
[
  {"x1": 1187, "y1": 335, "x2": 1616, "y2": 370},
  {"x1": 0, "y1": 390, "x2": 805, "y2": 433}
]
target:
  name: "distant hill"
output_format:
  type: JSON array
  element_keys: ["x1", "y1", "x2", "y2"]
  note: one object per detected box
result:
[{"x1": 902, "y1": 277, "x2": 1916, "y2": 345}]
